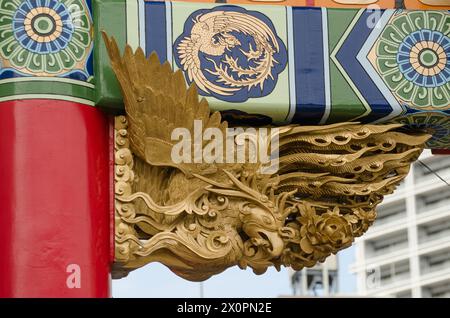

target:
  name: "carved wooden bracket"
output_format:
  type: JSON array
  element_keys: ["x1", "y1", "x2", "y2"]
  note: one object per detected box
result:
[{"x1": 104, "y1": 34, "x2": 431, "y2": 281}]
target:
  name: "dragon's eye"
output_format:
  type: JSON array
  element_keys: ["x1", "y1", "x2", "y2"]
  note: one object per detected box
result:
[{"x1": 262, "y1": 216, "x2": 272, "y2": 224}]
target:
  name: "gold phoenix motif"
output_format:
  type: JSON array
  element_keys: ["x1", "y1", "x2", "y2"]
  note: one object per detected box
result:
[
  {"x1": 104, "y1": 33, "x2": 430, "y2": 281},
  {"x1": 176, "y1": 10, "x2": 279, "y2": 96}
]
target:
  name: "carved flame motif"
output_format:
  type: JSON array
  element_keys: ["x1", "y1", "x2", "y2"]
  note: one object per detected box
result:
[{"x1": 104, "y1": 33, "x2": 430, "y2": 281}]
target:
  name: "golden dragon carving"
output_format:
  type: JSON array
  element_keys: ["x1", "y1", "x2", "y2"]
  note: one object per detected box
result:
[{"x1": 104, "y1": 33, "x2": 431, "y2": 281}]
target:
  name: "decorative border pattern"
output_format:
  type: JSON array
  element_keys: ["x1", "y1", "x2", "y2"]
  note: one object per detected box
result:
[
  {"x1": 98, "y1": 1, "x2": 450, "y2": 148},
  {"x1": 0, "y1": 0, "x2": 94, "y2": 104}
]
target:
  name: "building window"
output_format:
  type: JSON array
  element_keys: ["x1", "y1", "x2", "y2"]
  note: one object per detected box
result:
[
  {"x1": 422, "y1": 279, "x2": 450, "y2": 298},
  {"x1": 416, "y1": 188, "x2": 450, "y2": 214},
  {"x1": 379, "y1": 260, "x2": 410, "y2": 286},
  {"x1": 420, "y1": 247, "x2": 450, "y2": 275},
  {"x1": 365, "y1": 230, "x2": 408, "y2": 258},
  {"x1": 395, "y1": 290, "x2": 412, "y2": 298},
  {"x1": 374, "y1": 200, "x2": 407, "y2": 227},
  {"x1": 414, "y1": 156, "x2": 450, "y2": 183},
  {"x1": 418, "y1": 217, "x2": 450, "y2": 244}
]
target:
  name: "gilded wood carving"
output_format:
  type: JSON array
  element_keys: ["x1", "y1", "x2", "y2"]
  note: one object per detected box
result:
[{"x1": 105, "y1": 33, "x2": 430, "y2": 281}]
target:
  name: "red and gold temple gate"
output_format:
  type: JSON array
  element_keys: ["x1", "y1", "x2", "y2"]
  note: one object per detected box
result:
[{"x1": 0, "y1": 0, "x2": 448, "y2": 297}]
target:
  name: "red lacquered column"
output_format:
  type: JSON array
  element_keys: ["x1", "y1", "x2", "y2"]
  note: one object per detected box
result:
[{"x1": 0, "y1": 99, "x2": 112, "y2": 298}]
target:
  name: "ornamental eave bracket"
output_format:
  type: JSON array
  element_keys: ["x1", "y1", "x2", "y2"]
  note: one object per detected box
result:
[{"x1": 108, "y1": 34, "x2": 431, "y2": 281}]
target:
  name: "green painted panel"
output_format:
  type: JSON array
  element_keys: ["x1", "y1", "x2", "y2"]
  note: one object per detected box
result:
[
  {"x1": 328, "y1": 63, "x2": 367, "y2": 123},
  {"x1": 327, "y1": 9, "x2": 366, "y2": 122},
  {"x1": 94, "y1": 0, "x2": 127, "y2": 113},
  {"x1": 0, "y1": 81, "x2": 94, "y2": 101},
  {"x1": 171, "y1": 1, "x2": 290, "y2": 123},
  {"x1": 327, "y1": 9, "x2": 359, "y2": 52},
  {"x1": 90, "y1": 2, "x2": 450, "y2": 149}
]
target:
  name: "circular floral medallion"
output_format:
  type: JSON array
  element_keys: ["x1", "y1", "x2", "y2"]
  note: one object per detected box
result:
[
  {"x1": 375, "y1": 11, "x2": 450, "y2": 109},
  {"x1": 393, "y1": 111, "x2": 450, "y2": 149},
  {"x1": 397, "y1": 30, "x2": 449, "y2": 87},
  {"x1": 0, "y1": 0, "x2": 93, "y2": 78}
]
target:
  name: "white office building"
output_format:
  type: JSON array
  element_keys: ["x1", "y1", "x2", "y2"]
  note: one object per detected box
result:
[
  {"x1": 350, "y1": 150, "x2": 450, "y2": 297},
  {"x1": 290, "y1": 256, "x2": 339, "y2": 296}
]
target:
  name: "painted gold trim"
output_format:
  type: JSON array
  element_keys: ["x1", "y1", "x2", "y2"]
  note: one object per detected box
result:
[
  {"x1": 418, "y1": 0, "x2": 450, "y2": 6},
  {"x1": 333, "y1": 0, "x2": 379, "y2": 4}
]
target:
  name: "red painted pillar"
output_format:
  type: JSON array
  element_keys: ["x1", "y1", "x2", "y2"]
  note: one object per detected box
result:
[{"x1": 0, "y1": 100, "x2": 112, "y2": 298}]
